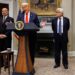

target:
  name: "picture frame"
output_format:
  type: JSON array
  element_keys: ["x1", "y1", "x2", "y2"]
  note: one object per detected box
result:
[{"x1": 29, "y1": 0, "x2": 62, "y2": 16}]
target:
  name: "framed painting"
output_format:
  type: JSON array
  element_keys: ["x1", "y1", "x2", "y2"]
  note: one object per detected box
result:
[{"x1": 29, "y1": 0, "x2": 62, "y2": 16}]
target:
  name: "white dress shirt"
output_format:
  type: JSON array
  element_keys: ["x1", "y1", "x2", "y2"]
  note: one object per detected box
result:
[
  {"x1": 57, "y1": 17, "x2": 63, "y2": 34},
  {"x1": 3, "y1": 16, "x2": 8, "y2": 22}
]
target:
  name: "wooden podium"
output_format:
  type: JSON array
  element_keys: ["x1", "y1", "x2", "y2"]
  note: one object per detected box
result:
[{"x1": 6, "y1": 23, "x2": 39, "y2": 75}]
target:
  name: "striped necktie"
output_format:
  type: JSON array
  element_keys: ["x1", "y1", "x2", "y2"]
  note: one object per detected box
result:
[{"x1": 59, "y1": 18, "x2": 61, "y2": 35}]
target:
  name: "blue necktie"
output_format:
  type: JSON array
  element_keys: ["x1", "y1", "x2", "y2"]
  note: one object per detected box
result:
[{"x1": 59, "y1": 19, "x2": 61, "y2": 35}]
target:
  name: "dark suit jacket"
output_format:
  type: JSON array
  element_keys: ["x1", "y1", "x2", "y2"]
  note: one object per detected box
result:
[
  {"x1": 0, "y1": 16, "x2": 14, "y2": 35},
  {"x1": 52, "y1": 17, "x2": 70, "y2": 42},
  {"x1": 0, "y1": 16, "x2": 14, "y2": 49}
]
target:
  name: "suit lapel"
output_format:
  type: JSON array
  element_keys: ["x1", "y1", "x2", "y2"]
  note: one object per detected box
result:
[
  {"x1": 23, "y1": 12, "x2": 31, "y2": 23},
  {"x1": 30, "y1": 12, "x2": 32, "y2": 22},
  {"x1": 63, "y1": 17, "x2": 65, "y2": 28},
  {"x1": 30, "y1": 12, "x2": 35, "y2": 23},
  {"x1": 22, "y1": 13, "x2": 25, "y2": 22},
  {"x1": 56, "y1": 18, "x2": 58, "y2": 29},
  {"x1": 3, "y1": 16, "x2": 8, "y2": 23},
  {"x1": 4, "y1": 16, "x2": 8, "y2": 22},
  {"x1": 23, "y1": 12, "x2": 34, "y2": 23}
]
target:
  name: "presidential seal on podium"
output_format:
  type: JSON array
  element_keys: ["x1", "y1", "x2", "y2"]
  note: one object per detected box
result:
[{"x1": 15, "y1": 21, "x2": 24, "y2": 30}]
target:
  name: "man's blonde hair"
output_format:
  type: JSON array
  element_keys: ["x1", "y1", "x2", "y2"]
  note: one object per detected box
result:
[
  {"x1": 21, "y1": 3, "x2": 29, "y2": 6},
  {"x1": 56, "y1": 8, "x2": 64, "y2": 13}
]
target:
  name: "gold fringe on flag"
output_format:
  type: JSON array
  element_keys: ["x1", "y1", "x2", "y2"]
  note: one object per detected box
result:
[
  {"x1": 28, "y1": 0, "x2": 30, "y2": 7},
  {"x1": 57, "y1": 0, "x2": 62, "y2": 7},
  {"x1": 18, "y1": 0, "x2": 22, "y2": 9}
]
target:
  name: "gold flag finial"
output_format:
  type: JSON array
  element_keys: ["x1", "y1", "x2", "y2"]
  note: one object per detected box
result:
[
  {"x1": 28, "y1": 0, "x2": 30, "y2": 5},
  {"x1": 18, "y1": 0, "x2": 22, "y2": 9},
  {"x1": 57, "y1": 0, "x2": 62, "y2": 7}
]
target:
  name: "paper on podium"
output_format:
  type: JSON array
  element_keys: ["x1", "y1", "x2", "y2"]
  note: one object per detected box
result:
[{"x1": 0, "y1": 50, "x2": 8, "y2": 53}]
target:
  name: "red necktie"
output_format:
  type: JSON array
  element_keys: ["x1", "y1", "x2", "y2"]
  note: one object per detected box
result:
[{"x1": 25, "y1": 13, "x2": 28, "y2": 23}]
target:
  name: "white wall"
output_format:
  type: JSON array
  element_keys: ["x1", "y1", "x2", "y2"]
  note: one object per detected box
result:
[
  {"x1": 72, "y1": 0, "x2": 75, "y2": 51},
  {"x1": 61, "y1": 0, "x2": 73, "y2": 51}
]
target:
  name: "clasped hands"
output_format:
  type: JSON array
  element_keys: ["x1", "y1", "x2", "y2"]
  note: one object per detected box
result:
[{"x1": 0, "y1": 34, "x2": 7, "y2": 39}]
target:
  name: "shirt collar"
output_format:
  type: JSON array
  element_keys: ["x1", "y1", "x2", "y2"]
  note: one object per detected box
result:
[
  {"x1": 3, "y1": 16, "x2": 8, "y2": 19},
  {"x1": 58, "y1": 16, "x2": 63, "y2": 20},
  {"x1": 25, "y1": 11, "x2": 30, "y2": 15}
]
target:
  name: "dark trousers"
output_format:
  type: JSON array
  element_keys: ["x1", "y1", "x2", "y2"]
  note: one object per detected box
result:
[
  {"x1": 54, "y1": 34, "x2": 68, "y2": 66},
  {"x1": 0, "y1": 39, "x2": 7, "y2": 51},
  {"x1": 0, "y1": 39, "x2": 7, "y2": 67},
  {"x1": 6, "y1": 32, "x2": 11, "y2": 48},
  {"x1": 6, "y1": 36, "x2": 11, "y2": 48},
  {"x1": 0, "y1": 36, "x2": 11, "y2": 67},
  {"x1": 29, "y1": 32, "x2": 37, "y2": 66}
]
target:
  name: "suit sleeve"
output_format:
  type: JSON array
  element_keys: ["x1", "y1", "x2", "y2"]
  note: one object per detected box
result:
[
  {"x1": 17, "y1": 10, "x2": 22, "y2": 21},
  {"x1": 5, "y1": 17, "x2": 14, "y2": 36},
  {"x1": 33, "y1": 14, "x2": 40, "y2": 27},
  {"x1": 11, "y1": 18, "x2": 14, "y2": 23},
  {"x1": 67, "y1": 18, "x2": 70, "y2": 31},
  {"x1": 52, "y1": 19, "x2": 55, "y2": 32}
]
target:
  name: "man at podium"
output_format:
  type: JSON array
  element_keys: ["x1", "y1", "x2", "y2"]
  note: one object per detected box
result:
[{"x1": 17, "y1": 2, "x2": 40, "y2": 72}]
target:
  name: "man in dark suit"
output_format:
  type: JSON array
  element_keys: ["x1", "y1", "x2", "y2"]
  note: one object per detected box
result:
[
  {"x1": 52, "y1": 8, "x2": 70, "y2": 69},
  {"x1": 0, "y1": 8, "x2": 14, "y2": 68},
  {"x1": 17, "y1": 2, "x2": 40, "y2": 69}
]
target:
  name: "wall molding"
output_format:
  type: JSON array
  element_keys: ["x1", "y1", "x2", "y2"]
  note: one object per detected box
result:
[{"x1": 68, "y1": 51, "x2": 75, "y2": 57}]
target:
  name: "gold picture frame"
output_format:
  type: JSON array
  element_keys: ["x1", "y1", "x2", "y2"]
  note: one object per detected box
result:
[{"x1": 28, "y1": 0, "x2": 62, "y2": 16}]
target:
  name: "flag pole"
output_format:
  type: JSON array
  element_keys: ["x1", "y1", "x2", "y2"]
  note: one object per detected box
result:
[
  {"x1": 28, "y1": 0, "x2": 30, "y2": 7},
  {"x1": 57, "y1": 0, "x2": 62, "y2": 7},
  {"x1": 18, "y1": 0, "x2": 22, "y2": 9}
]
